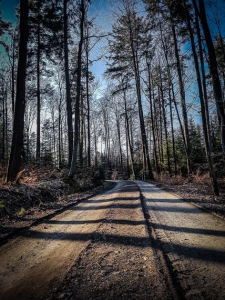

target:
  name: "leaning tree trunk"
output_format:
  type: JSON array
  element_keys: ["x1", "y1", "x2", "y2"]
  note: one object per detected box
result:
[{"x1": 6, "y1": 0, "x2": 29, "y2": 182}]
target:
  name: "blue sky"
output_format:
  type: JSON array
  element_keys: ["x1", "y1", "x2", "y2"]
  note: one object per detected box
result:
[
  {"x1": 1, "y1": 0, "x2": 224, "y2": 98},
  {"x1": 0, "y1": 0, "x2": 109, "y2": 93},
  {"x1": 0, "y1": 0, "x2": 108, "y2": 142},
  {"x1": 0, "y1": 0, "x2": 109, "y2": 21},
  {"x1": 0, "y1": 0, "x2": 109, "y2": 23},
  {"x1": 0, "y1": 0, "x2": 19, "y2": 22},
  {"x1": 89, "y1": 0, "x2": 111, "y2": 92}
]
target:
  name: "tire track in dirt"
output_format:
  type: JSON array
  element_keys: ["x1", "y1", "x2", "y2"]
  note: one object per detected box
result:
[
  {"x1": 136, "y1": 180, "x2": 225, "y2": 300},
  {"x1": 52, "y1": 180, "x2": 173, "y2": 300},
  {"x1": 0, "y1": 183, "x2": 120, "y2": 300}
]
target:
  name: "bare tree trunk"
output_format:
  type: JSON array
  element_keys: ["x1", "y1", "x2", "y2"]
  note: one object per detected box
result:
[
  {"x1": 6, "y1": 0, "x2": 29, "y2": 182},
  {"x1": 146, "y1": 60, "x2": 160, "y2": 174},
  {"x1": 198, "y1": 30, "x2": 211, "y2": 144},
  {"x1": 80, "y1": 93, "x2": 84, "y2": 166},
  {"x1": 1, "y1": 86, "x2": 5, "y2": 160},
  {"x1": 5, "y1": 90, "x2": 9, "y2": 161},
  {"x1": 58, "y1": 103, "x2": 62, "y2": 168},
  {"x1": 159, "y1": 66, "x2": 171, "y2": 174},
  {"x1": 123, "y1": 89, "x2": 135, "y2": 179},
  {"x1": 168, "y1": 86, "x2": 177, "y2": 174},
  {"x1": 124, "y1": 7, "x2": 153, "y2": 180},
  {"x1": 11, "y1": 33, "x2": 15, "y2": 115},
  {"x1": 64, "y1": 0, "x2": 73, "y2": 166},
  {"x1": 116, "y1": 109, "x2": 124, "y2": 178},
  {"x1": 184, "y1": 0, "x2": 219, "y2": 196},
  {"x1": 193, "y1": 0, "x2": 225, "y2": 153},
  {"x1": 106, "y1": 114, "x2": 111, "y2": 167},
  {"x1": 36, "y1": 0, "x2": 41, "y2": 161},
  {"x1": 94, "y1": 126, "x2": 98, "y2": 167},
  {"x1": 85, "y1": 27, "x2": 91, "y2": 167},
  {"x1": 69, "y1": 0, "x2": 85, "y2": 178},
  {"x1": 125, "y1": 120, "x2": 130, "y2": 179},
  {"x1": 158, "y1": 23, "x2": 181, "y2": 175},
  {"x1": 171, "y1": 22, "x2": 192, "y2": 175},
  {"x1": 158, "y1": 88, "x2": 164, "y2": 169},
  {"x1": 153, "y1": 91, "x2": 162, "y2": 173},
  {"x1": 51, "y1": 107, "x2": 56, "y2": 163},
  {"x1": 131, "y1": 45, "x2": 153, "y2": 179}
]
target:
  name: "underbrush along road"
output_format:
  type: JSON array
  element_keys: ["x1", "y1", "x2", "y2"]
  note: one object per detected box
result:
[{"x1": 0, "y1": 180, "x2": 225, "y2": 299}]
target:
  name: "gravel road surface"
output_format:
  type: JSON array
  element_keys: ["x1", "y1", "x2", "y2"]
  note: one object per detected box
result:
[
  {"x1": 136, "y1": 180, "x2": 225, "y2": 300},
  {"x1": 0, "y1": 180, "x2": 225, "y2": 300}
]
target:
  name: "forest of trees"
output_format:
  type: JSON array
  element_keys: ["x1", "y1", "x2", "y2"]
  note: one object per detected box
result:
[{"x1": 0, "y1": 0, "x2": 225, "y2": 196}]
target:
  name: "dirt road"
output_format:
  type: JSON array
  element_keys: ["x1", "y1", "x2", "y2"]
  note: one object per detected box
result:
[
  {"x1": 0, "y1": 180, "x2": 225, "y2": 299},
  {"x1": 136, "y1": 180, "x2": 225, "y2": 300}
]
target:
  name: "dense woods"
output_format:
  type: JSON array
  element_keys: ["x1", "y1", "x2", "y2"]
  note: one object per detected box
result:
[{"x1": 0, "y1": 0, "x2": 225, "y2": 196}]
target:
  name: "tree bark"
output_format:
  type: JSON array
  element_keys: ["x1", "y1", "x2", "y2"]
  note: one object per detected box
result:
[
  {"x1": 64, "y1": 0, "x2": 73, "y2": 166},
  {"x1": 153, "y1": 90, "x2": 162, "y2": 173},
  {"x1": 85, "y1": 26, "x2": 91, "y2": 167},
  {"x1": 195, "y1": 11, "x2": 211, "y2": 144},
  {"x1": 116, "y1": 111, "x2": 124, "y2": 178},
  {"x1": 121, "y1": 6, "x2": 154, "y2": 180},
  {"x1": 168, "y1": 86, "x2": 177, "y2": 175},
  {"x1": 171, "y1": 21, "x2": 192, "y2": 175},
  {"x1": 80, "y1": 93, "x2": 84, "y2": 166},
  {"x1": 194, "y1": 0, "x2": 225, "y2": 153},
  {"x1": 146, "y1": 61, "x2": 160, "y2": 174},
  {"x1": 58, "y1": 102, "x2": 62, "y2": 168},
  {"x1": 36, "y1": 0, "x2": 41, "y2": 161},
  {"x1": 159, "y1": 66, "x2": 171, "y2": 174},
  {"x1": 1, "y1": 86, "x2": 5, "y2": 160},
  {"x1": 69, "y1": 0, "x2": 85, "y2": 178},
  {"x1": 11, "y1": 33, "x2": 15, "y2": 115},
  {"x1": 185, "y1": 0, "x2": 219, "y2": 196},
  {"x1": 123, "y1": 89, "x2": 135, "y2": 179},
  {"x1": 129, "y1": 31, "x2": 153, "y2": 179},
  {"x1": 6, "y1": 0, "x2": 29, "y2": 182}
]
